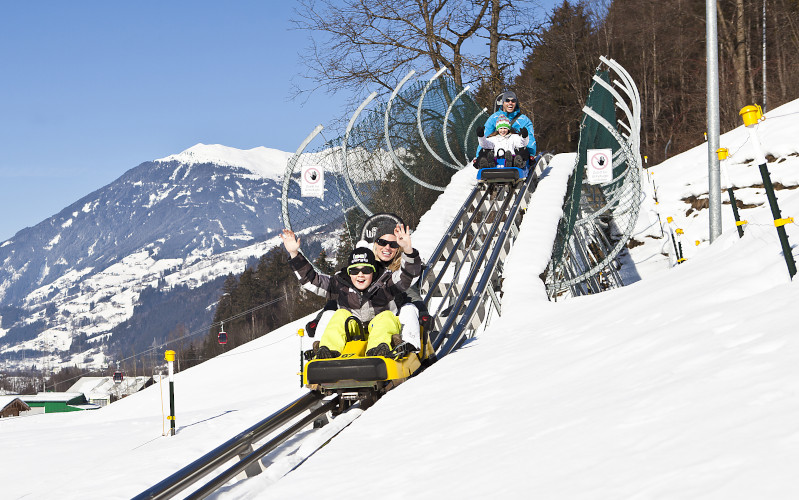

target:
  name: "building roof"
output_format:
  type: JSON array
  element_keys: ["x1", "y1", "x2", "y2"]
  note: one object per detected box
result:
[
  {"x1": 0, "y1": 395, "x2": 31, "y2": 411},
  {"x1": 69, "y1": 403, "x2": 101, "y2": 410},
  {"x1": 67, "y1": 376, "x2": 153, "y2": 400},
  {"x1": 20, "y1": 392, "x2": 85, "y2": 403},
  {"x1": 67, "y1": 377, "x2": 110, "y2": 394}
]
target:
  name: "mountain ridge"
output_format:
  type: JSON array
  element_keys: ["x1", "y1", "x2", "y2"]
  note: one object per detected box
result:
[{"x1": 0, "y1": 143, "x2": 341, "y2": 371}]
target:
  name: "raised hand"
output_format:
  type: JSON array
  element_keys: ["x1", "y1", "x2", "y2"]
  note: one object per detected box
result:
[
  {"x1": 521, "y1": 128, "x2": 529, "y2": 138},
  {"x1": 394, "y1": 223, "x2": 412, "y2": 254},
  {"x1": 281, "y1": 229, "x2": 301, "y2": 258}
]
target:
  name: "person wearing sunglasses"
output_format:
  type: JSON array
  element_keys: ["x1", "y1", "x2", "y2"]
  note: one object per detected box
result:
[
  {"x1": 369, "y1": 223, "x2": 425, "y2": 354},
  {"x1": 281, "y1": 223, "x2": 421, "y2": 359},
  {"x1": 473, "y1": 90, "x2": 536, "y2": 168}
]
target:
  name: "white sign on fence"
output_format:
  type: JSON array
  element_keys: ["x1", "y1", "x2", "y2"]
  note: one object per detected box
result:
[
  {"x1": 586, "y1": 149, "x2": 613, "y2": 185},
  {"x1": 301, "y1": 165, "x2": 324, "y2": 199}
]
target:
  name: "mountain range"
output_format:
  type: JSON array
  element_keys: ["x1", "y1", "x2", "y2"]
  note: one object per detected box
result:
[{"x1": 0, "y1": 143, "x2": 341, "y2": 371}]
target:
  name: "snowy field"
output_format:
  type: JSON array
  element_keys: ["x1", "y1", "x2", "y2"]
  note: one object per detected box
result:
[{"x1": 2, "y1": 100, "x2": 798, "y2": 499}]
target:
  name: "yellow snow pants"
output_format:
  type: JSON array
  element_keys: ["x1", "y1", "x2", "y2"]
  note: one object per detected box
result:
[{"x1": 319, "y1": 309, "x2": 400, "y2": 353}]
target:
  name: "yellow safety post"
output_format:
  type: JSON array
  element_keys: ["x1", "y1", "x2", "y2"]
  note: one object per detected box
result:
[
  {"x1": 675, "y1": 228, "x2": 686, "y2": 262},
  {"x1": 739, "y1": 104, "x2": 763, "y2": 127},
  {"x1": 165, "y1": 350, "x2": 176, "y2": 436},
  {"x1": 717, "y1": 147, "x2": 744, "y2": 237},
  {"x1": 664, "y1": 217, "x2": 684, "y2": 265},
  {"x1": 298, "y1": 328, "x2": 305, "y2": 387},
  {"x1": 740, "y1": 105, "x2": 795, "y2": 278}
]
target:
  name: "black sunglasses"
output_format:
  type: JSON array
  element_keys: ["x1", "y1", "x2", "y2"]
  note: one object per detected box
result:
[
  {"x1": 347, "y1": 265, "x2": 375, "y2": 276},
  {"x1": 504, "y1": 98, "x2": 517, "y2": 103},
  {"x1": 375, "y1": 238, "x2": 400, "y2": 249}
]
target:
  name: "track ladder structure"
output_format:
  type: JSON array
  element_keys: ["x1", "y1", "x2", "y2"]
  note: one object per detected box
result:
[{"x1": 421, "y1": 155, "x2": 549, "y2": 358}]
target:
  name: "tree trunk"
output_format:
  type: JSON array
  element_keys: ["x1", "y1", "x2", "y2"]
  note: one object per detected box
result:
[
  {"x1": 734, "y1": 0, "x2": 748, "y2": 107},
  {"x1": 488, "y1": 0, "x2": 501, "y2": 96}
]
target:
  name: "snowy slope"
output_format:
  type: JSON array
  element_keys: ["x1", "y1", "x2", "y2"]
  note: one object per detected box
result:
[
  {"x1": 2, "y1": 102, "x2": 799, "y2": 499},
  {"x1": 630, "y1": 99, "x2": 799, "y2": 271}
]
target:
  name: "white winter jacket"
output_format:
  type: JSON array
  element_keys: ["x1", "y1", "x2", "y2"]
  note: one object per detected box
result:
[{"x1": 477, "y1": 133, "x2": 529, "y2": 155}]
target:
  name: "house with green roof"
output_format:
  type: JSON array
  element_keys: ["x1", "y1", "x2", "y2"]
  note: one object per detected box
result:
[{"x1": 20, "y1": 392, "x2": 100, "y2": 413}]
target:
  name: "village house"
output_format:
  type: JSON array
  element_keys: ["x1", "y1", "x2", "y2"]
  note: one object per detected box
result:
[{"x1": 0, "y1": 395, "x2": 32, "y2": 418}]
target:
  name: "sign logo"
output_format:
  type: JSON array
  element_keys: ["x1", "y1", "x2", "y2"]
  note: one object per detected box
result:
[
  {"x1": 586, "y1": 149, "x2": 613, "y2": 185},
  {"x1": 301, "y1": 165, "x2": 324, "y2": 199}
]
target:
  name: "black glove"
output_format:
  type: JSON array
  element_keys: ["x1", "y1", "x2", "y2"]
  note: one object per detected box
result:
[
  {"x1": 303, "y1": 350, "x2": 315, "y2": 361},
  {"x1": 475, "y1": 126, "x2": 484, "y2": 137},
  {"x1": 521, "y1": 128, "x2": 528, "y2": 138},
  {"x1": 389, "y1": 342, "x2": 418, "y2": 360}
]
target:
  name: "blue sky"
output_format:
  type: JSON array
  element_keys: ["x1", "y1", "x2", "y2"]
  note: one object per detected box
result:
[{"x1": 0, "y1": 1, "x2": 559, "y2": 242}]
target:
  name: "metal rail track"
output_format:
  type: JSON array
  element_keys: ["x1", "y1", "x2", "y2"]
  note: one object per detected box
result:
[
  {"x1": 421, "y1": 156, "x2": 544, "y2": 356},
  {"x1": 133, "y1": 392, "x2": 337, "y2": 500}
]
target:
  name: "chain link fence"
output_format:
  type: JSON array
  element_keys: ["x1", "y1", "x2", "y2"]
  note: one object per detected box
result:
[
  {"x1": 545, "y1": 57, "x2": 643, "y2": 297},
  {"x1": 281, "y1": 71, "x2": 486, "y2": 260}
]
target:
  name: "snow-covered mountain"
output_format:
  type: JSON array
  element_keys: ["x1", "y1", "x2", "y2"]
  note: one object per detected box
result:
[{"x1": 0, "y1": 143, "x2": 342, "y2": 370}]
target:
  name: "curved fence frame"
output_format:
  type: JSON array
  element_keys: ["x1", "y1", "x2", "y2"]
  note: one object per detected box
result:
[
  {"x1": 281, "y1": 71, "x2": 484, "y2": 239},
  {"x1": 546, "y1": 56, "x2": 643, "y2": 296}
]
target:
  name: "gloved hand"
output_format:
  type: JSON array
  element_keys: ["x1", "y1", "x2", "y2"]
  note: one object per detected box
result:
[
  {"x1": 521, "y1": 128, "x2": 528, "y2": 138},
  {"x1": 475, "y1": 126, "x2": 484, "y2": 137},
  {"x1": 389, "y1": 342, "x2": 418, "y2": 360},
  {"x1": 303, "y1": 341, "x2": 321, "y2": 361}
]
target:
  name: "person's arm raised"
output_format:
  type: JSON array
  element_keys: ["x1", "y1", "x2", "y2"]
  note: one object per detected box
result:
[{"x1": 394, "y1": 223, "x2": 413, "y2": 255}]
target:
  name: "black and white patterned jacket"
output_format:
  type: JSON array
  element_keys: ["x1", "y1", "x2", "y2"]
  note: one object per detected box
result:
[{"x1": 288, "y1": 249, "x2": 422, "y2": 323}]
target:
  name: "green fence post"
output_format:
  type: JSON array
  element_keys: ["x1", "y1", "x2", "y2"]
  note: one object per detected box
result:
[{"x1": 740, "y1": 105, "x2": 796, "y2": 279}]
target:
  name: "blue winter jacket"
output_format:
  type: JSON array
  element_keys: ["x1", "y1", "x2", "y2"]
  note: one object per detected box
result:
[{"x1": 475, "y1": 108, "x2": 536, "y2": 158}]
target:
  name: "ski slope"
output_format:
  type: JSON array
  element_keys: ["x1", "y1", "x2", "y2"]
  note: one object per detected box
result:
[{"x1": 2, "y1": 101, "x2": 799, "y2": 499}]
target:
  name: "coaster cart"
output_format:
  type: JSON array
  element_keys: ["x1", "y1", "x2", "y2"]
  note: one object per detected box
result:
[
  {"x1": 476, "y1": 147, "x2": 531, "y2": 183},
  {"x1": 299, "y1": 304, "x2": 436, "y2": 414}
]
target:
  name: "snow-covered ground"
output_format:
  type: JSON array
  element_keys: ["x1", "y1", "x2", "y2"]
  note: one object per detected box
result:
[{"x1": 2, "y1": 101, "x2": 798, "y2": 499}]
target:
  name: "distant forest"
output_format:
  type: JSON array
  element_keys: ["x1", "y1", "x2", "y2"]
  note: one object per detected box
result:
[{"x1": 507, "y1": 0, "x2": 799, "y2": 164}]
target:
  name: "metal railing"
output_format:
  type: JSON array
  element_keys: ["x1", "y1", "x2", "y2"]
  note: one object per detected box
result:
[{"x1": 132, "y1": 392, "x2": 332, "y2": 500}]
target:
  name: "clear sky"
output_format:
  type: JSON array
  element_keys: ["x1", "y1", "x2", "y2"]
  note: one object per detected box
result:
[
  {"x1": 0, "y1": 1, "x2": 560, "y2": 243},
  {"x1": 0, "y1": 2, "x2": 344, "y2": 242}
]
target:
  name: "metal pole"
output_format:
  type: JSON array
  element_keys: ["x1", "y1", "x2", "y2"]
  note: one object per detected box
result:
[
  {"x1": 707, "y1": 0, "x2": 722, "y2": 242},
  {"x1": 762, "y1": 0, "x2": 767, "y2": 112},
  {"x1": 165, "y1": 350, "x2": 176, "y2": 436}
]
